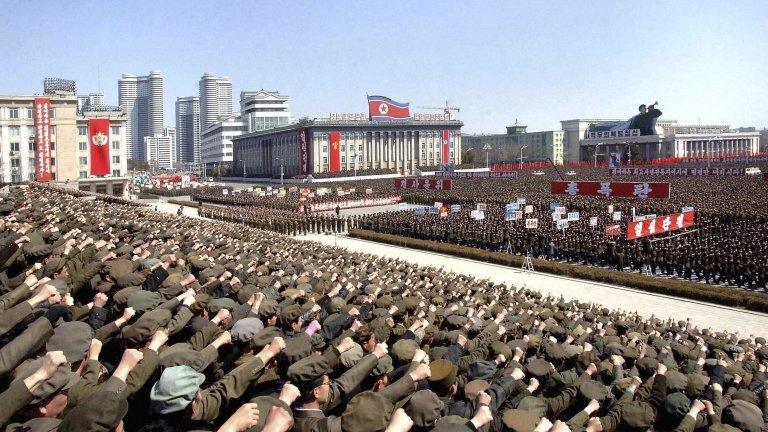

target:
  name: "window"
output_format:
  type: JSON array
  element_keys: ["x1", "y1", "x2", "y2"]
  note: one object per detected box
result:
[
  {"x1": 322, "y1": 145, "x2": 327, "y2": 153},
  {"x1": 359, "y1": 145, "x2": 363, "y2": 151},
  {"x1": 26, "y1": 108, "x2": 33, "y2": 119},
  {"x1": 78, "y1": 126, "x2": 87, "y2": 136},
  {"x1": 50, "y1": 158, "x2": 55, "y2": 166},
  {"x1": 79, "y1": 157, "x2": 88, "y2": 165},
  {"x1": 341, "y1": 145, "x2": 346, "y2": 151},
  {"x1": 9, "y1": 108, "x2": 19, "y2": 119},
  {"x1": 49, "y1": 126, "x2": 56, "y2": 136},
  {"x1": 79, "y1": 171, "x2": 87, "y2": 179},
  {"x1": 10, "y1": 142, "x2": 20, "y2": 152},
  {"x1": 341, "y1": 156, "x2": 346, "y2": 163},
  {"x1": 27, "y1": 126, "x2": 34, "y2": 137},
  {"x1": 49, "y1": 108, "x2": 55, "y2": 118},
  {"x1": 29, "y1": 142, "x2": 35, "y2": 151},
  {"x1": 323, "y1": 157, "x2": 328, "y2": 164},
  {"x1": 9, "y1": 126, "x2": 20, "y2": 136},
  {"x1": 111, "y1": 141, "x2": 120, "y2": 150},
  {"x1": 112, "y1": 169, "x2": 121, "y2": 177},
  {"x1": 111, "y1": 126, "x2": 120, "y2": 135},
  {"x1": 78, "y1": 142, "x2": 87, "y2": 151},
  {"x1": 50, "y1": 142, "x2": 55, "y2": 150},
  {"x1": 112, "y1": 156, "x2": 120, "y2": 164}
]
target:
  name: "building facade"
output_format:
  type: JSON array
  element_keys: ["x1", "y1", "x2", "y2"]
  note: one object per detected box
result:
[
  {"x1": 75, "y1": 107, "x2": 128, "y2": 179},
  {"x1": 232, "y1": 117, "x2": 463, "y2": 178},
  {"x1": 462, "y1": 125, "x2": 565, "y2": 166},
  {"x1": 77, "y1": 92, "x2": 105, "y2": 113},
  {"x1": 199, "y1": 73, "x2": 232, "y2": 129},
  {"x1": 175, "y1": 96, "x2": 200, "y2": 163},
  {"x1": 118, "y1": 71, "x2": 164, "y2": 160},
  {"x1": 200, "y1": 116, "x2": 245, "y2": 166},
  {"x1": 560, "y1": 118, "x2": 678, "y2": 163},
  {"x1": 144, "y1": 135, "x2": 175, "y2": 170},
  {"x1": 239, "y1": 90, "x2": 292, "y2": 133}
]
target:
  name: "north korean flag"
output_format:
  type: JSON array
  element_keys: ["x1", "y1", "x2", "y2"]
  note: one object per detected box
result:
[{"x1": 368, "y1": 95, "x2": 411, "y2": 120}]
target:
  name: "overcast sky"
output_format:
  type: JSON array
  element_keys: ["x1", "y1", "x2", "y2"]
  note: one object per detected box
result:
[{"x1": 2, "y1": 0, "x2": 766, "y2": 133}]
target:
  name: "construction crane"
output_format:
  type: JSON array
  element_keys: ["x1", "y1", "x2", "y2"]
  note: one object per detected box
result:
[{"x1": 416, "y1": 100, "x2": 460, "y2": 117}]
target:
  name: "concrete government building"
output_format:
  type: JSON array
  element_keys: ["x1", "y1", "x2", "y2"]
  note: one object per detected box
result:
[
  {"x1": 232, "y1": 115, "x2": 462, "y2": 178},
  {"x1": 462, "y1": 124, "x2": 565, "y2": 166}
]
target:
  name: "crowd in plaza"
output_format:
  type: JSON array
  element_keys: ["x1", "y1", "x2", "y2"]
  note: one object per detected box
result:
[{"x1": 0, "y1": 184, "x2": 767, "y2": 432}]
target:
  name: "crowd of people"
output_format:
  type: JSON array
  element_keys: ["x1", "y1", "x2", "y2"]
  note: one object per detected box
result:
[
  {"x1": 199, "y1": 205, "x2": 355, "y2": 235},
  {"x1": 0, "y1": 184, "x2": 766, "y2": 432}
]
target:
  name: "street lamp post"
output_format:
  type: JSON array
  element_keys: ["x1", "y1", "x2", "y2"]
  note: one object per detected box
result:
[
  {"x1": 520, "y1": 145, "x2": 528, "y2": 170},
  {"x1": 241, "y1": 160, "x2": 246, "y2": 179},
  {"x1": 482, "y1": 144, "x2": 492, "y2": 168},
  {"x1": 594, "y1": 142, "x2": 604, "y2": 168},
  {"x1": 351, "y1": 151, "x2": 358, "y2": 177},
  {"x1": 274, "y1": 157, "x2": 284, "y2": 185}
]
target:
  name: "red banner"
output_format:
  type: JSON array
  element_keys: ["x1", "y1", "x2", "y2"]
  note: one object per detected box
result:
[
  {"x1": 88, "y1": 118, "x2": 111, "y2": 176},
  {"x1": 442, "y1": 130, "x2": 450, "y2": 164},
  {"x1": 435, "y1": 171, "x2": 518, "y2": 179},
  {"x1": 610, "y1": 167, "x2": 745, "y2": 176},
  {"x1": 626, "y1": 211, "x2": 695, "y2": 240},
  {"x1": 394, "y1": 178, "x2": 452, "y2": 190},
  {"x1": 33, "y1": 98, "x2": 52, "y2": 182},
  {"x1": 551, "y1": 181, "x2": 670, "y2": 199},
  {"x1": 298, "y1": 128, "x2": 309, "y2": 175},
  {"x1": 329, "y1": 131, "x2": 341, "y2": 172},
  {"x1": 604, "y1": 225, "x2": 621, "y2": 236}
]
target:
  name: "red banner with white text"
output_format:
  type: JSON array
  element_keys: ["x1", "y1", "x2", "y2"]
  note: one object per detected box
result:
[
  {"x1": 33, "y1": 98, "x2": 52, "y2": 182},
  {"x1": 394, "y1": 178, "x2": 452, "y2": 190},
  {"x1": 626, "y1": 211, "x2": 695, "y2": 240},
  {"x1": 610, "y1": 167, "x2": 745, "y2": 176},
  {"x1": 441, "y1": 130, "x2": 450, "y2": 164},
  {"x1": 329, "y1": 131, "x2": 341, "y2": 172},
  {"x1": 88, "y1": 118, "x2": 111, "y2": 175},
  {"x1": 298, "y1": 128, "x2": 309, "y2": 175},
  {"x1": 551, "y1": 181, "x2": 670, "y2": 199}
]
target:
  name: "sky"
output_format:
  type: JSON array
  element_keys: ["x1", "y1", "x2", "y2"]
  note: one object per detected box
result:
[{"x1": 2, "y1": 1, "x2": 766, "y2": 133}]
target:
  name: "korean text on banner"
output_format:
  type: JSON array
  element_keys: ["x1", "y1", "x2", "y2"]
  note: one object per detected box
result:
[
  {"x1": 551, "y1": 181, "x2": 671, "y2": 199},
  {"x1": 329, "y1": 131, "x2": 341, "y2": 172},
  {"x1": 626, "y1": 211, "x2": 695, "y2": 240},
  {"x1": 33, "y1": 98, "x2": 52, "y2": 182}
]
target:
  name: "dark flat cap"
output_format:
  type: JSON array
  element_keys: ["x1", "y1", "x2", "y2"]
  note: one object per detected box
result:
[
  {"x1": 46, "y1": 321, "x2": 93, "y2": 363},
  {"x1": 341, "y1": 391, "x2": 393, "y2": 432},
  {"x1": 287, "y1": 356, "x2": 330, "y2": 388}
]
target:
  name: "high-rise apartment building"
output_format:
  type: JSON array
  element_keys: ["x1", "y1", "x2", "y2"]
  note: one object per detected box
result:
[
  {"x1": 239, "y1": 90, "x2": 292, "y2": 133},
  {"x1": 199, "y1": 73, "x2": 232, "y2": 129},
  {"x1": 118, "y1": 71, "x2": 164, "y2": 161},
  {"x1": 77, "y1": 92, "x2": 105, "y2": 113},
  {"x1": 175, "y1": 96, "x2": 200, "y2": 163},
  {"x1": 145, "y1": 134, "x2": 176, "y2": 170}
]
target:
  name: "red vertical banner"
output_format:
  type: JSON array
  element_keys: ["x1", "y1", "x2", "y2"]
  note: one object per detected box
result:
[
  {"x1": 88, "y1": 118, "x2": 111, "y2": 175},
  {"x1": 297, "y1": 128, "x2": 309, "y2": 175},
  {"x1": 441, "y1": 130, "x2": 450, "y2": 164},
  {"x1": 329, "y1": 131, "x2": 341, "y2": 172},
  {"x1": 33, "y1": 98, "x2": 52, "y2": 182}
]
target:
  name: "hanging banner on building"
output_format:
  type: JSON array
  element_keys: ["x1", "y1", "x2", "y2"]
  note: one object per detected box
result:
[
  {"x1": 88, "y1": 118, "x2": 111, "y2": 176},
  {"x1": 394, "y1": 178, "x2": 452, "y2": 190},
  {"x1": 551, "y1": 181, "x2": 671, "y2": 199},
  {"x1": 525, "y1": 218, "x2": 538, "y2": 229},
  {"x1": 610, "y1": 167, "x2": 746, "y2": 176},
  {"x1": 441, "y1": 130, "x2": 450, "y2": 164},
  {"x1": 434, "y1": 171, "x2": 518, "y2": 179},
  {"x1": 329, "y1": 131, "x2": 341, "y2": 172},
  {"x1": 297, "y1": 128, "x2": 309, "y2": 175},
  {"x1": 626, "y1": 210, "x2": 695, "y2": 240},
  {"x1": 367, "y1": 95, "x2": 411, "y2": 120},
  {"x1": 33, "y1": 98, "x2": 52, "y2": 182},
  {"x1": 604, "y1": 225, "x2": 621, "y2": 236}
]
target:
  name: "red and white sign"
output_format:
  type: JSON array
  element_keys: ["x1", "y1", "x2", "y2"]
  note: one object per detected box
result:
[
  {"x1": 551, "y1": 181, "x2": 670, "y2": 199},
  {"x1": 441, "y1": 130, "x2": 450, "y2": 164},
  {"x1": 394, "y1": 178, "x2": 452, "y2": 190},
  {"x1": 309, "y1": 196, "x2": 401, "y2": 212},
  {"x1": 626, "y1": 211, "x2": 695, "y2": 240},
  {"x1": 604, "y1": 225, "x2": 621, "y2": 236},
  {"x1": 610, "y1": 167, "x2": 746, "y2": 176},
  {"x1": 434, "y1": 171, "x2": 518, "y2": 179},
  {"x1": 88, "y1": 118, "x2": 111, "y2": 176},
  {"x1": 33, "y1": 98, "x2": 52, "y2": 182},
  {"x1": 298, "y1": 128, "x2": 309, "y2": 175},
  {"x1": 329, "y1": 131, "x2": 341, "y2": 172},
  {"x1": 680, "y1": 156, "x2": 768, "y2": 164},
  {"x1": 525, "y1": 218, "x2": 538, "y2": 229}
]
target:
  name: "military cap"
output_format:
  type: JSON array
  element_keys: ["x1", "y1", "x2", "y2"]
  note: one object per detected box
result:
[
  {"x1": 636, "y1": 357, "x2": 659, "y2": 379},
  {"x1": 543, "y1": 341, "x2": 568, "y2": 362},
  {"x1": 237, "y1": 284, "x2": 259, "y2": 304},
  {"x1": 207, "y1": 296, "x2": 238, "y2": 313},
  {"x1": 246, "y1": 396, "x2": 292, "y2": 432},
  {"x1": 517, "y1": 396, "x2": 547, "y2": 416},
  {"x1": 23, "y1": 243, "x2": 53, "y2": 258},
  {"x1": 580, "y1": 380, "x2": 610, "y2": 402},
  {"x1": 502, "y1": 409, "x2": 540, "y2": 432},
  {"x1": 127, "y1": 290, "x2": 163, "y2": 314},
  {"x1": 723, "y1": 400, "x2": 764, "y2": 431},
  {"x1": 310, "y1": 333, "x2": 326, "y2": 352},
  {"x1": 525, "y1": 358, "x2": 552, "y2": 378},
  {"x1": 250, "y1": 326, "x2": 283, "y2": 350},
  {"x1": 429, "y1": 359, "x2": 457, "y2": 394},
  {"x1": 5, "y1": 418, "x2": 61, "y2": 432},
  {"x1": 108, "y1": 259, "x2": 134, "y2": 279},
  {"x1": 732, "y1": 388, "x2": 759, "y2": 405},
  {"x1": 287, "y1": 356, "x2": 330, "y2": 389},
  {"x1": 464, "y1": 379, "x2": 490, "y2": 400},
  {"x1": 391, "y1": 339, "x2": 419, "y2": 365},
  {"x1": 621, "y1": 401, "x2": 655, "y2": 428},
  {"x1": 278, "y1": 303, "x2": 302, "y2": 326},
  {"x1": 46, "y1": 321, "x2": 93, "y2": 363},
  {"x1": 122, "y1": 309, "x2": 172, "y2": 345},
  {"x1": 58, "y1": 388, "x2": 128, "y2": 432},
  {"x1": 159, "y1": 344, "x2": 207, "y2": 370},
  {"x1": 189, "y1": 292, "x2": 211, "y2": 314},
  {"x1": 341, "y1": 391, "x2": 394, "y2": 432},
  {"x1": 259, "y1": 299, "x2": 280, "y2": 319},
  {"x1": 491, "y1": 340, "x2": 512, "y2": 358},
  {"x1": 686, "y1": 373, "x2": 709, "y2": 397},
  {"x1": 339, "y1": 343, "x2": 364, "y2": 368},
  {"x1": 231, "y1": 317, "x2": 265, "y2": 343},
  {"x1": 370, "y1": 355, "x2": 394, "y2": 377},
  {"x1": 43, "y1": 257, "x2": 67, "y2": 278},
  {"x1": 467, "y1": 360, "x2": 496, "y2": 381},
  {"x1": 14, "y1": 359, "x2": 80, "y2": 404},
  {"x1": 403, "y1": 390, "x2": 443, "y2": 428},
  {"x1": 662, "y1": 392, "x2": 691, "y2": 419},
  {"x1": 665, "y1": 370, "x2": 689, "y2": 392},
  {"x1": 115, "y1": 272, "x2": 145, "y2": 289},
  {"x1": 149, "y1": 366, "x2": 205, "y2": 414}
]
